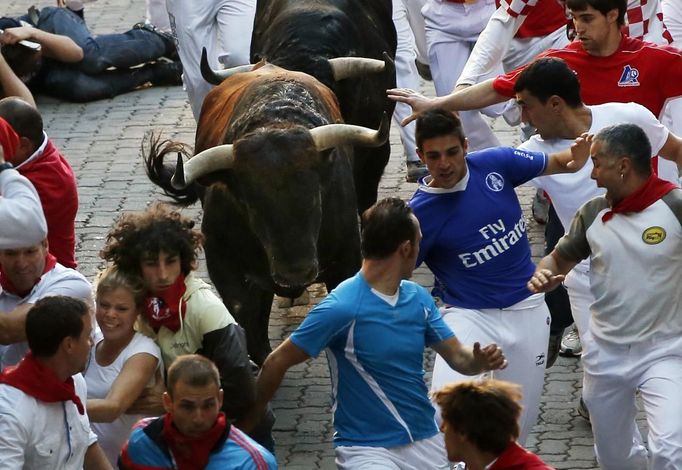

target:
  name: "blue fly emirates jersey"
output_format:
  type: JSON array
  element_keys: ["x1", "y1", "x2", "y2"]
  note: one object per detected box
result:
[
  {"x1": 289, "y1": 272, "x2": 454, "y2": 448},
  {"x1": 410, "y1": 147, "x2": 548, "y2": 309}
]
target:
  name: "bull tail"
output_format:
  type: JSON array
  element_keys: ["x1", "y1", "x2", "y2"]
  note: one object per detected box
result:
[{"x1": 142, "y1": 131, "x2": 201, "y2": 205}]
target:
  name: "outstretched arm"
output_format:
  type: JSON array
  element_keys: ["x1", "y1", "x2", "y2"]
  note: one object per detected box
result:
[
  {"x1": 242, "y1": 338, "x2": 309, "y2": 432},
  {"x1": 543, "y1": 133, "x2": 592, "y2": 175},
  {"x1": 432, "y1": 337, "x2": 507, "y2": 376},
  {"x1": 658, "y1": 131, "x2": 682, "y2": 167},
  {"x1": 457, "y1": 4, "x2": 532, "y2": 86},
  {"x1": 87, "y1": 353, "x2": 160, "y2": 422},
  {"x1": 387, "y1": 79, "x2": 508, "y2": 126},
  {"x1": 0, "y1": 26, "x2": 83, "y2": 63}
]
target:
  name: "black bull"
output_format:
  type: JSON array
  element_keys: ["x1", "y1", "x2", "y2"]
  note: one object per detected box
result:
[
  {"x1": 144, "y1": 64, "x2": 388, "y2": 364},
  {"x1": 251, "y1": 0, "x2": 397, "y2": 215}
]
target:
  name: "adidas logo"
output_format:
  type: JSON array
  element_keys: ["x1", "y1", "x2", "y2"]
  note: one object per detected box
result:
[{"x1": 618, "y1": 65, "x2": 640, "y2": 87}]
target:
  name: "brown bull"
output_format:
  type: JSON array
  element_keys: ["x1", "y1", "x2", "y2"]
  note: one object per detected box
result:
[{"x1": 145, "y1": 62, "x2": 388, "y2": 364}]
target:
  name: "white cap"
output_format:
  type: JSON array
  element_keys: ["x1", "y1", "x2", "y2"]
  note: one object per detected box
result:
[{"x1": 0, "y1": 168, "x2": 48, "y2": 250}]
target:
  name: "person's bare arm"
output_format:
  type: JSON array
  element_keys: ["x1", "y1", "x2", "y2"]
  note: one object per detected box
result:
[
  {"x1": 387, "y1": 79, "x2": 508, "y2": 126},
  {"x1": 240, "y1": 338, "x2": 309, "y2": 432},
  {"x1": 0, "y1": 53, "x2": 35, "y2": 106},
  {"x1": 0, "y1": 304, "x2": 33, "y2": 345},
  {"x1": 431, "y1": 337, "x2": 507, "y2": 376},
  {"x1": 124, "y1": 368, "x2": 166, "y2": 416},
  {"x1": 83, "y1": 443, "x2": 113, "y2": 470},
  {"x1": 542, "y1": 133, "x2": 592, "y2": 176},
  {"x1": 1, "y1": 27, "x2": 83, "y2": 63},
  {"x1": 527, "y1": 251, "x2": 578, "y2": 294},
  {"x1": 87, "y1": 353, "x2": 159, "y2": 423},
  {"x1": 657, "y1": 131, "x2": 682, "y2": 166}
]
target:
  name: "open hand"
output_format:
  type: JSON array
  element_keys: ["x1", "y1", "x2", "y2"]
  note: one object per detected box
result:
[
  {"x1": 386, "y1": 88, "x2": 433, "y2": 126},
  {"x1": 527, "y1": 268, "x2": 565, "y2": 293},
  {"x1": 473, "y1": 342, "x2": 507, "y2": 372},
  {"x1": 566, "y1": 132, "x2": 592, "y2": 171}
]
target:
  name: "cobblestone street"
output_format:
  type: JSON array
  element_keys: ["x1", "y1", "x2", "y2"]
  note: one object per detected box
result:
[{"x1": 3, "y1": 0, "x2": 629, "y2": 467}]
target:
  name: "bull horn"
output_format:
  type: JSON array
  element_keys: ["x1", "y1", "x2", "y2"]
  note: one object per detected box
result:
[
  {"x1": 200, "y1": 47, "x2": 254, "y2": 85},
  {"x1": 328, "y1": 56, "x2": 386, "y2": 81},
  {"x1": 310, "y1": 113, "x2": 389, "y2": 151},
  {"x1": 171, "y1": 145, "x2": 235, "y2": 189}
]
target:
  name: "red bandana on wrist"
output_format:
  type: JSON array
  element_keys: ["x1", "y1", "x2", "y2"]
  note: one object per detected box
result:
[
  {"x1": 163, "y1": 411, "x2": 227, "y2": 470},
  {"x1": 0, "y1": 351, "x2": 84, "y2": 414},
  {"x1": 0, "y1": 253, "x2": 57, "y2": 297},
  {"x1": 0, "y1": 117, "x2": 20, "y2": 163},
  {"x1": 144, "y1": 273, "x2": 187, "y2": 332},
  {"x1": 602, "y1": 175, "x2": 678, "y2": 223}
]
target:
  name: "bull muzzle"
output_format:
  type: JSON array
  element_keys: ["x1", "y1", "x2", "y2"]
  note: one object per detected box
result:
[{"x1": 170, "y1": 114, "x2": 389, "y2": 189}]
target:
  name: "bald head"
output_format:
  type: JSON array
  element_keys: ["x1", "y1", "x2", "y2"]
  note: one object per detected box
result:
[{"x1": 0, "y1": 97, "x2": 43, "y2": 148}]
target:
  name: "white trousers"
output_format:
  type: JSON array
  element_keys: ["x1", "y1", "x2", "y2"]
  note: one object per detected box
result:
[
  {"x1": 429, "y1": 295, "x2": 550, "y2": 445},
  {"x1": 393, "y1": 0, "x2": 421, "y2": 162},
  {"x1": 562, "y1": 268, "x2": 597, "y2": 356},
  {"x1": 582, "y1": 334, "x2": 682, "y2": 470},
  {"x1": 661, "y1": 0, "x2": 682, "y2": 175},
  {"x1": 422, "y1": 0, "x2": 504, "y2": 151},
  {"x1": 405, "y1": 0, "x2": 429, "y2": 65},
  {"x1": 166, "y1": 0, "x2": 256, "y2": 120},
  {"x1": 146, "y1": 0, "x2": 171, "y2": 31},
  {"x1": 336, "y1": 433, "x2": 449, "y2": 470},
  {"x1": 503, "y1": 26, "x2": 569, "y2": 72}
]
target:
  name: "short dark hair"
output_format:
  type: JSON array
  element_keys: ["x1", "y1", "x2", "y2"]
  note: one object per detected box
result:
[
  {"x1": 0, "y1": 44, "x2": 43, "y2": 86},
  {"x1": 513, "y1": 58, "x2": 582, "y2": 108},
  {"x1": 0, "y1": 97, "x2": 44, "y2": 148},
  {"x1": 433, "y1": 380, "x2": 522, "y2": 455},
  {"x1": 566, "y1": 0, "x2": 626, "y2": 26},
  {"x1": 26, "y1": 296, "x2": 89, "y2": 358},
  {"x1": 361, "y1": 198, "x2": 417, "y2": 260},
  {"x1": 101, "y1": 203, "x2": 204, "y2": 276},
  {"x1": 415, "y1": 109, "x2": 465, "y2": 150},
  {"x1": 167, "y1": 354, "x2": 221, "y2": 398},
  {"x1": 593, "y1": 123, "x2": 653, "y2": 176}
]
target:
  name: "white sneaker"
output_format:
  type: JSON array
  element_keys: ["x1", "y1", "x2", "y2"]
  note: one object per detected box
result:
[{"x1": 560, "y1": 324, "x2": 582, "y2": 357}]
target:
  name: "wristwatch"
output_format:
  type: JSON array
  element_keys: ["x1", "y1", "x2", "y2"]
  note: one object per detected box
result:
[{"x1": 0, "y1": 162, "x2": 14, "y2": 174}]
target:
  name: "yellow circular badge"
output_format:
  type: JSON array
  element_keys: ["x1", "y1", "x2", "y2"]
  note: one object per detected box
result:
[{"x1": 642, "y1": 226, "x2": 666, "y2": 245}]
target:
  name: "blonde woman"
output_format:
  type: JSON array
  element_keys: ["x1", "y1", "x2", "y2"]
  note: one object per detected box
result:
[{"x1": 84, "y1": 266, "x2": 162, "y2": 466}]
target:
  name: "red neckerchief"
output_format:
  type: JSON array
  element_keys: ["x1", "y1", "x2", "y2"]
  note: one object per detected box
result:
[
  {"x1": 489, "y1": 441, "x2": 551, "y2": 469},
  {"x1": 0, "y1": 117, "x2": 19, "y2": 162},
  {"x1": 163, "y1": 412, "x2": 226, "y2": 470},
  {"x1": 144, "y1": 273, "x2": 187, "y2": 332},
  {"x1": 0, "y1": 351, "x2": 84, "y2": 414},
  {"x1": 0, "y1": 253, "x2": 57, "y2": 297},
  {"x1": 602, "y1": 175, "x2": 678, "y2": 223}
]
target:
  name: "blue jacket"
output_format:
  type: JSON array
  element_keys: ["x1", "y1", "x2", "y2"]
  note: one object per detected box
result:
[{"x1": 119, "y1": 416, "x2": 277, "y2": 470}]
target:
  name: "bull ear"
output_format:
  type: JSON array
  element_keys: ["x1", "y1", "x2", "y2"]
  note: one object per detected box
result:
[
  {"x1": 328, "y1": 56, "x2": 386, "y2": 81},
  {"x1": 171, "y1": 145, "x2": 235, "y2": 189},
  {"x1": 200, "y1": 47, "x2": 254, "y2": 85},
  {"x1": 310, "y1": 112, "x2": 389, "y2": 151}
]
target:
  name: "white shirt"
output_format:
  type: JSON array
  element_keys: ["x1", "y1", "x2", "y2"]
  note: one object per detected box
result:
[
  {"x1": 84, "y1": 331, "x2": 161, "y2": 465},
  {"x1": 0, "y1": 264, "x2": 93, "y2": 368},
  {"x1": 0, "y1": 374, "x2": 98, "y2": 469}
]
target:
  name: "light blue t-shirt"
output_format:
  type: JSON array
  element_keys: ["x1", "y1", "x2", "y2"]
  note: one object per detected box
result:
[
  {"x1": 290, "y1": 272, "x2": 454, "y2": 448},
  {"x1": 410, "y1": 147, "x2": 548, "y2": 309}
]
